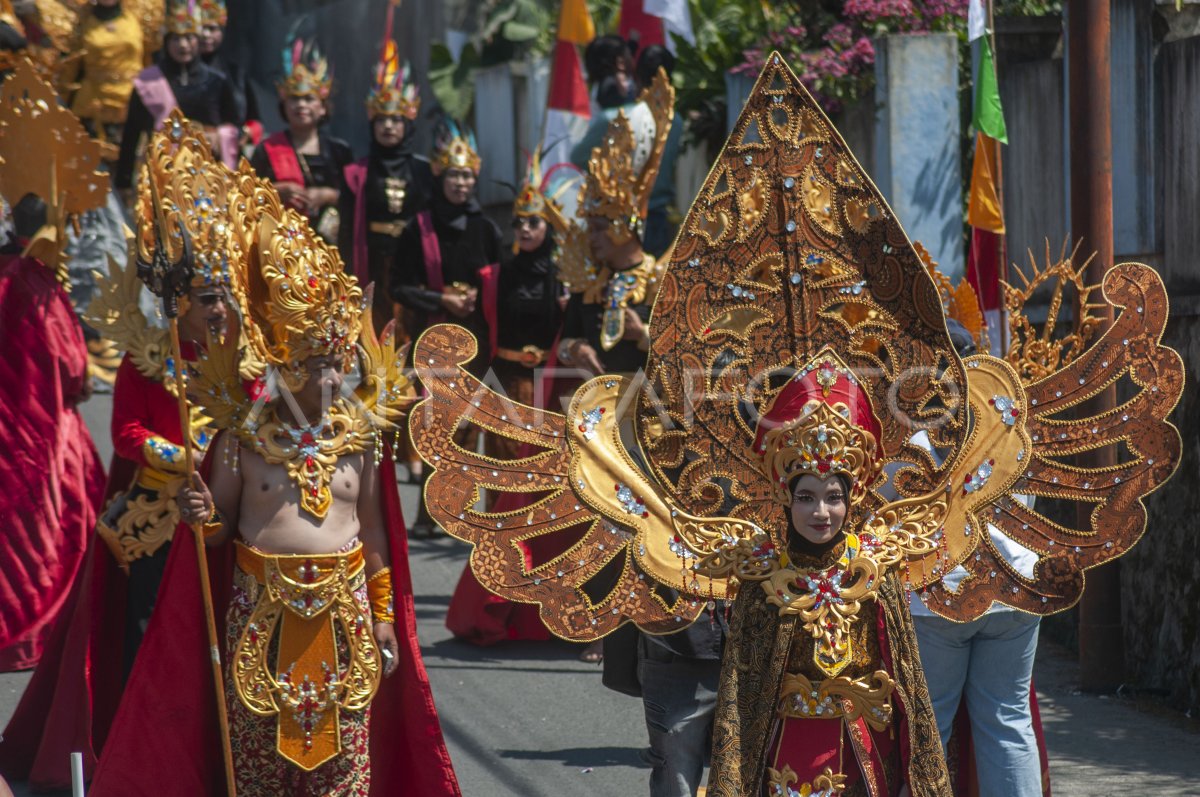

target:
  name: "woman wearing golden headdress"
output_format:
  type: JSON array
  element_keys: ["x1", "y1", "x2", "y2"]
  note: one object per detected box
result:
[
  {"x1": 196, "y1": 0, "x2": 258, "y2": 131},
  {"x1": 114, "y1": 0, "x2": 239, "y2": 196},
  {"x1": 339, "y1": 27, "x2": 433, "y2": 339},
  {"x1": 59, "y1": 0, "x2": 144, "y2": 147},
  {"x1": 250, "y1": 35, "x2": 352, "y2": 244}
]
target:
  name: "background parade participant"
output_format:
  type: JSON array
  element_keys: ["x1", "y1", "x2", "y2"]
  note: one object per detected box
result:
[
  {"x1": 339, "y1": 33, "x2": 432, "y2": 338},
  {"x1": 196, "y1": 0, "x2": 257, "y2": 132},
  {"x1": 0, "y1": 108, "x2": 237, "y2": 788},
  {"x1": 444, "y1": 152, "x2": 579, "y2": 646},
  {"x1": 60, "y1": 0, "x2": 144, "y2": 150},
  {"x1": 89, "y1": 145, "x2": 459, "y2": 796},
  {"x1": 113, "y1": 0, "x2": 239, "y2": 195},
  {"x1": 250, "y1": 36, "x2": 350, "y2": 244},
  {"x1": 391, "y1": 119, "x2": 499, "y2": 537}
]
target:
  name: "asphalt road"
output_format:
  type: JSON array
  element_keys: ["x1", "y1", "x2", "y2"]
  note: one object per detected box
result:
[{"x1": 3, "y1": 391, "x2": 1199, "y2": 796}]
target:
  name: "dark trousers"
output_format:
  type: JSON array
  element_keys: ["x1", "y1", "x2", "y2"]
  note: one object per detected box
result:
[{"x1": 122, "y1": 541, "x2": 172, "y2": 681}]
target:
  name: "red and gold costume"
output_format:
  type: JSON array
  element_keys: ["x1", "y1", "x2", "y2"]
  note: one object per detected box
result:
[
  {"x1": 87, "y1": 116, "x2": 460, "y2": 796},
  {"x1": 0, "y1": 60, "x2": 106, "y2": 676},
  {"x1": 407, "y1": 53, "x2": 1184, "y2": 797}
]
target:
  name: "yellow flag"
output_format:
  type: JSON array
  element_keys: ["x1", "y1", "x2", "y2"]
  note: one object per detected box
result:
[
  {"x1": 558, "y1": 0, "x2": 596, "y2": 45},
  {"x1": 967, "y1": 132, "x2": 1005, "y2": 234}
]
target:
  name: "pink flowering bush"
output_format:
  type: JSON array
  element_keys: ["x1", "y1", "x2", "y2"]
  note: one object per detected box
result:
[{"x1": 734, "y1": 0, "x2": 968, "y2": 113}]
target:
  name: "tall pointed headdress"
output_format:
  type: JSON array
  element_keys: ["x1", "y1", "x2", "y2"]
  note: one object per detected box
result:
[
  {"x1": 579, "y1": 67, "x2": 673, "y2": 239},
  {"x1": 431, "y1": 119, "x2": 480, "y2": 176},
  {"x1": 367, "y1": 43, "x2": 419, "y2": 120}
]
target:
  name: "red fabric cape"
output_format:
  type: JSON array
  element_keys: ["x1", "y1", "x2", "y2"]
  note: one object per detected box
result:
[
  {"x1": 88, "y1": 437, "x2": 460, "y2": 796},
  {"x1": 0, "y1": 255, "x2": 105, "y2": 671}
]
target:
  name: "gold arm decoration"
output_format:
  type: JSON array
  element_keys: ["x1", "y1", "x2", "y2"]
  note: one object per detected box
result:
[
  {"x1": 778, "y1": 670, "x2": 895, "y2": 731},
  {"x1": 1004, "y1": 238, "x2": 1104, "y2": 383},
  {"x1": 367, "y1": 567, "x2": 395, "y2": 624},
  {"x1": 766, "y1": 765, "x2": 847, "y2": 797},
  {"x1": 635, "y1": 54, "x2": 972, "y2": 548},
  {"x1": 409, "y1": 324, "x2": 705, "y2": 641},
  {"x1": 0, "y1": 58, "x2": 107, "y2": 284},
  {"x1": 923, "y1": 263, "x2": 1184, "y2": 620}
]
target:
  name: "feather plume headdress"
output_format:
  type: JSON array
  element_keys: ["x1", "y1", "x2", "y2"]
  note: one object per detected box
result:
[
  {"x1": 367, "y1": 41, "x2": 419, "y2": 120},
  {"x1": 164, "y1": 0, "x2": 202, "y2": 36},
  {"x1": 431, "y1": 119, "x2": 481, "y2": 176},
  {"x1": 277, "y1": 36, "x2": 332, "y2": 101}
]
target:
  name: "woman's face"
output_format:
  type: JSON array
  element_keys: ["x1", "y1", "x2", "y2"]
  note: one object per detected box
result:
[
  {"x1": 166, "y1": 33, "x2": 198, "y2": 64},
  {"x1": 441, "y1": 168, "x2": 476, "y2": 205},
  {"x1": 789, "y1": 474, "x2": 848, "y2": 546},
  {"x1": 372, "y1": 115, "x2": 407, "y2": 147},
  {"x1": 513, "y1": 215, "x2": 547, "y2": 252},
  {"x1": 284, "y1": 94, "x2": 324, "y2": 129},
  {"x1": 199, "y1": 24, "x2": 223, "y2": 55}
]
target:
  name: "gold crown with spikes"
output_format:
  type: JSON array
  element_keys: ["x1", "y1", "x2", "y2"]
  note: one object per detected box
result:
[
  {"x1": 198, "y1": 0, "x2": 227, "y2": 26},
  {"x1": 225, "y1": 161, "x2": 362, "y2": 376},
  {"x1": 579, "y1": 67, "x2": 674, "y2": 236},
  {"x1": 367, "y1": 41, "x2": 419, "y2": 120},
  {"x1": 513, "y1": 149, "x2": 575, "y2": 237},
  {"x1": 135, "y1": 110, "x2": 239, "y2": 291},
  {"x1": 164, "y1": 0, "x2": 202, "y2": 36}
]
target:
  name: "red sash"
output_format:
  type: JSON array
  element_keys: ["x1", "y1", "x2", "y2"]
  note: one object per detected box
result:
[
  {"x1": 261, "y1": 131, "x2": 305, "y2": 186},
  {"x1": 343, "y1": 159, "x2": 369, "y2": 283},
  {"x1": 415, "y1": 210, "x2": 498, "y2": 360}
]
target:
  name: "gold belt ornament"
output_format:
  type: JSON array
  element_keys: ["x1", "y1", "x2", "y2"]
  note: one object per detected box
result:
[
  {"x1": 777, "y1": 670, "x2": 894, "y2": 731},
  {"x1": 369, "y1": 219, "x2": 407, "y2": 237},
  {"x1": 495, "y1": 344, "x2": 547, "y2": 368},
  {"x1": 231, "y1": 543, "x2": 380, "y2": 771}
]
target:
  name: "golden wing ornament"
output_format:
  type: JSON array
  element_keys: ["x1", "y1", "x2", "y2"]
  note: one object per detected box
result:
[
  {"x1": 410, "y1": 324, "x2": 710, "y2": 640},
  {"x1": 85, "y1": 250, "x2": 172, "y2": 382}
]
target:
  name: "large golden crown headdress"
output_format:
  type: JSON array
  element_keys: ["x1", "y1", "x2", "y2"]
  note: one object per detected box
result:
[
  {"x1": 226, "y1": 162, "x2": 362, "y2": 376},
  {"x1": 135, "y1": 110, "x2": 239, "y2": 291},
  {"x1": 431, "y1": 119, "x2": 480, "y2": 175},
  {"x1": 513, "y1": 149, "x2": 581, "y2": 237},
  {"x1": 579, "y1": 67, "x2": 673, "y2": 236},
  {"x1": 199, "y1": 0, "x2": 227, "y2": 26},
  {"x1": 367, "y1": 40, "x2": 419, "y2": 121},
  {"x1": 164, "y1": 0, "x2": 202, "y2": 36},
  {"x1": 754, "y1": 352, "x2": 884, "y2": 508},
  {"x1": 277, "y1": 38, "x2": 332, "y2": 101}
]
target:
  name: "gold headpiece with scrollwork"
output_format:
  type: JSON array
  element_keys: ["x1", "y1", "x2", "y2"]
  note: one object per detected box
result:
[
  {"x1": 198, "y1": 0, "x2": 226, "y2": 26},
  {"x1": 579, "y1": 68, "x2": 673, "y2": 238},
  {"x1": 431, "y1": 120, "x2": 480, "y2": 175},
  {"x1": 0, "y1": 58, "x2": 107, "y2": 285},
  {"x1": 225, "y1": 163, "x2": 362, "y2": 376},
  {"x1": 135, "y1": 110, "x2": 239, "y2": 291},
  {"x1": 164, "y1": 0, "x2": 202, "y2": 36}
]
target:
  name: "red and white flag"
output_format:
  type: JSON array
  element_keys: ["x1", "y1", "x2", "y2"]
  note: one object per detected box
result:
[{"x1": 542, "y1": 0, "x2": 594, "y2": 167}]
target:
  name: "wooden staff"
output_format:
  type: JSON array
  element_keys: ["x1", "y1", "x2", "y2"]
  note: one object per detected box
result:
[{"x1": 138, "y1": 177, "x2": 238, "y2": 796}]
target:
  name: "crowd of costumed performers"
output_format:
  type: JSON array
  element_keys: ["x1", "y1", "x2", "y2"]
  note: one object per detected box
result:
[{"x1": 0, "y1": 6, "x2": 1188, "y2": 797}]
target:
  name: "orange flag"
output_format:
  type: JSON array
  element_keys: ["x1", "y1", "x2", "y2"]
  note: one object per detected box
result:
[{"x1": 967, "y1": 131, "x2": 1005, "y2": 234}]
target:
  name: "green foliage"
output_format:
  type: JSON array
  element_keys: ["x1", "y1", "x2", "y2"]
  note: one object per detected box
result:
[
  {"x1": 429, "y1": 42, "x2": 480, "y2": 122},
  {"x1": 994, "y1": 0, "x2": 1063, "y2": 15}
]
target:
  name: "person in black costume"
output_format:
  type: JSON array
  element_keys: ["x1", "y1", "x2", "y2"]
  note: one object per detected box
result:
[
  {"x1": 114, "y1": 1, "x2": 238, "y2": 195},
  {"x1": 391, "y1": 122, "x2": 500, "y2": 536},
  {"x1": 338, "y1": 47, "x2": 432, "y2": 338},
  {"x1": 197, "y1": 0, "x2": 258, "y2": 129},
  {"x1": 248, "y1": 40, "x2": 350, "y2": 244}
]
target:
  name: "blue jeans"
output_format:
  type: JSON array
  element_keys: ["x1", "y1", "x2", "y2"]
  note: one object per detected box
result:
[
  {"x1": 913, "y1": 611, "x2": 1043, "y2": 797},
  {"x1": 637, "y1": 635, "x2": 721, "y2": 797}
]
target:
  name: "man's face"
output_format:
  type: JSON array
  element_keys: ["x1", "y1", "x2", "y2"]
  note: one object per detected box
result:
[
  {"x1": 295, "y1": 351, "x2": 346, "y2": 410},
  {"x1": 199, "y1": 24, "x2": 223, "y2": 55},
  {"x1": 442, "y1": 168, "x2": 476, "y2": 205},
  {"x1": 178, "y1": 285, "x2": 230, "y2": 344},
  {"x1": 372, "y1": 115, "x2": 407, "y2": 148},
  {"x1": 586, "y1": 216, "x2": 625, "y2": 265},
  {"x1": 166, "y1": 33, "x2": 198, "y2": 64}
]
